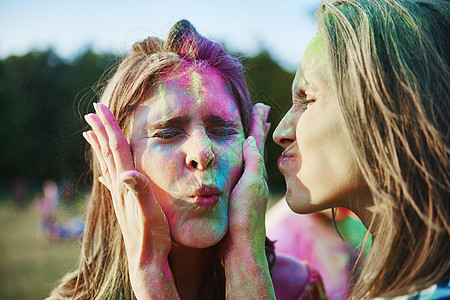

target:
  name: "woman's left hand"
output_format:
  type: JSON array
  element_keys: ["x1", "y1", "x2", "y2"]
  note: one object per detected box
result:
[{"x1": 223, "y1": 103, "x2": 275, "y2": 299}]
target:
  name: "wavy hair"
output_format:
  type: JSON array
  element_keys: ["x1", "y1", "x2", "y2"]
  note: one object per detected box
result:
[
  {"x1": 49, "y1": 20, "x2": 274, "y2": 299},
  {"x1": 317, "y1": 0, "x2": 449, "y2": 298}
]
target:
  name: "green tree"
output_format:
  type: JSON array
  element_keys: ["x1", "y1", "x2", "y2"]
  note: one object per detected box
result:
[
  {"x1": 243, "y1": 50, "x2": 295, "y2": 192},
  {"x1": 0, "y1": 48, "x2": 293, "y2": 194},
  {"x1": 0, "y1": 49, "x2": 115, "y2": 189}
]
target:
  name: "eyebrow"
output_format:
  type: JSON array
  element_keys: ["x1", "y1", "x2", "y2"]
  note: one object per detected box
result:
[
  {"x1": 203, "y1": 115, "x2": 238, "y2": 127},
  {"x1": 144, "y1": 115, "x2": 238, "y2": 131},
  {"x1": 146, "y1": 116, "x2": 191, "y2": 130}
]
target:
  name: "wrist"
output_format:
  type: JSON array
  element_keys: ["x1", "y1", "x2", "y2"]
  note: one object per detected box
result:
[
  {"x1": 130, "y1": 260, "x2": 179, "y2": 300},
  {"x1": 223, "y1": 237, "x2": 267, "y2": 268},
  {"x1": 225, "y1": 227, "x2": 266, "y2": 256},
  {"x1": 223, "y1": 240, "x2": 275, "y2": 299}
]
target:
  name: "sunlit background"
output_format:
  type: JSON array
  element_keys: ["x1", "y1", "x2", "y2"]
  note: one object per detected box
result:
[
  {"x1": 0, "y1": 1, "x2": 368, "y2": 299},
  {"x1": 1, "y1": 0, "x2": 320, "y2": 71}
]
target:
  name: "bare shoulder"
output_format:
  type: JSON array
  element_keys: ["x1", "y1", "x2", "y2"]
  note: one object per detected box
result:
[{"x1": 271, "y1": 254, "x2": 328, "y2": 300}]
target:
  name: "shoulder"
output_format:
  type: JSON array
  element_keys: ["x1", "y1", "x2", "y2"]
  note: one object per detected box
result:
[{"x1": 271, "y1": 253, "x2": 328, "y2": 300}]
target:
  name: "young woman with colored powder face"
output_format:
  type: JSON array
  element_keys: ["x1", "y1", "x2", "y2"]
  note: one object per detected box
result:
[
  {"x1": 273, "y1": 0, "x2": 449, "y2": 299},
  {"x1": 129, "y1": 65, "x2": 245, "y2": 248},
  {"x1": 48, "y1": 20, "x2": 326, "y2": 299}
]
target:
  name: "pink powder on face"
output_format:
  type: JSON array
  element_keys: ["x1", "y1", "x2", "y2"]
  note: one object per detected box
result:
[{"x1": 130, "y1": 63, "x2": 245, "y2": 248}]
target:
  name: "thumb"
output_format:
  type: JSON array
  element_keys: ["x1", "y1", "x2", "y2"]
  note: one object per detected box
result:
[
  {"x1": 242, "y1": 136, "x2": 267, "y2": 182},
  {"x1": 121, "y1": 170, "x2": 156, "y2": 212},
  {"x1": 121, "y1": 170, "x2": 150, "y2": 195}
]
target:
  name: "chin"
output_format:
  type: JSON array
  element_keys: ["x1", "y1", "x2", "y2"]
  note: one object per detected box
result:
[
  {"x1": 284, "y1": 179, "x2": 313, "y2": 214},
  {"x1": 173, "y1": 223, "x2": 228, "y2": 249},
  {"x1": 285, "y1": 191, "x2": 308, "y2": 214}
]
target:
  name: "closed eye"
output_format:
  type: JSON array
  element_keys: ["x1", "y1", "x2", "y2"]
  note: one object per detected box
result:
[
  {"x1": 152, "y1": 128, "x2": 183, "y2": 139},
  {"x1": 208, "y1": 127, "x2": 238, "y2": 138},
  {"x1": 293, "y1": 89, "x2": 316, "y2": 110}
]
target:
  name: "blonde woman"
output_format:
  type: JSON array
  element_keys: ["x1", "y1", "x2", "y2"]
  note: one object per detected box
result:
[
  {"x1": 273, "y1": 0, "x2": 449, "y2": 299},
  {"x1": 49, "y1": 20, "x2": 326, "y2": 299}
]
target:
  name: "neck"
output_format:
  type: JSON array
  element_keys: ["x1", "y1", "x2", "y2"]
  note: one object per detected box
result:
[
  {"x1": 347, "y1": 189, "x2": 379, "y2": 234},
  {"x1": 169, "y1": 243, "x2": 216, "y2": 299}
]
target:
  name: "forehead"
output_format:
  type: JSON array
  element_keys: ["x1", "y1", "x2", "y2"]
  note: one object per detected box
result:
[
  {"x1": 136, "y1": 65, "x2": 241, "y2": 121},
  {"x1": 293, "y1": 31, "x2": 329, "y2": 92}
]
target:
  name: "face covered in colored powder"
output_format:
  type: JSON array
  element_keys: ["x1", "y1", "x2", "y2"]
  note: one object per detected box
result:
[
  {"x1": 130, "y1": 64, "x2": 245, "y2": 248},
  {"x1": 273, "y1": 32, "x2": 368, "y2": 214}
]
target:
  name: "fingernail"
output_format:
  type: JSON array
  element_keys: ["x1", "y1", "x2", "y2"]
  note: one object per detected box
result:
[
  {"x1": 93, "y1": 102, "x2": 98, "y2": 113},
  {"x1": 247, "y1": 136, "x2": 257, "y2": 147},
  {"x1": 82, "y1": 131, "x2": 90, "y2": 142},
  {"x1": 123, "y1": 176, "x2": 137, "y2": 187}
]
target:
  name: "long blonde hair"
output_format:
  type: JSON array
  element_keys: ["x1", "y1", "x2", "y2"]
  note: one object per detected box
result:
[
  {"x1": 49, "y1": 20, "x2": 275, "y2": 299},
  {"x1": 318, "y1": 0, "x2": 449, "y2": 298}
]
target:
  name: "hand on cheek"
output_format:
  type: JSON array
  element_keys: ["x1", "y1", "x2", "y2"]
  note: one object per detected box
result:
[
  {"x1": 226, "y1": 103, "x2": 270, "y2": 246},
  {"x1": 83, "y1": 103, "x2": 178, "y2": 299},
  {"x1": 223, "y1": 103, "x2": 274, "y2": 299}
]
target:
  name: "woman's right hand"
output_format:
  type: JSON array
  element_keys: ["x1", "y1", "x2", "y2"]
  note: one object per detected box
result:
[{"x1": 83, "y1": 103, "x2": 179, "y2": 300}]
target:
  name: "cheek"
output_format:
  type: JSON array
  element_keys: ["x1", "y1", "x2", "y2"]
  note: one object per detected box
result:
[
  {"x1": 134, "y1": 142, "x2": 181, "y2": 188},
  {"x1": 295, "y1": 112, "x2": 318, "y2": 151},
  {"x1": 295, "y1": 108, "x2": 362, "y2": 197},
  {"x1": 215, "y1": 138, "x2": 244, "y2": 188},
  {"x1": 294, "y1": 109, "x2": 340, "y2": 184}
]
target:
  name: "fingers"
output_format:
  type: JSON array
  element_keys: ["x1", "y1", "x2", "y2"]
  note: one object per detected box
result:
[
  {"x1": 249, "y1": 103, "x2": 271, "y2": 156},
  {"x1": 83, "y1": 130, "x2": 112, "y2": 190},
  {"x1": 121, "y1": 170, "x2": 166, "y2": 222},
  {"x1": 242, "y1": 136, "x2": 268, "y2": 183},
  {"x1": 95, "y1": 103, "x2": 134, "y2": 173},
  {"x1": 228, "y1": 136, "x2": 269, "y2": 230},
  {"x1": 121, "y1": 170, "x2": 151, "y2": 198},
  {"x1": 83, "y1": 103, "x2": 134, "y2": 185}
]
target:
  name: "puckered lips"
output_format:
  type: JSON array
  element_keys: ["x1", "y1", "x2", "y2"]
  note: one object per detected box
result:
[
  {"x1": 277, "y1": 145, "x2": 298, "y2": 172},
  {"x1": 190, "y1": 185, "x2": 221, "y2": 209}
]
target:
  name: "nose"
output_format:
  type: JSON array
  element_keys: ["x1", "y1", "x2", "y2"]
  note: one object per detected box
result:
[
  {"x1": 273, "y1": 108, "x2": 296, "y2": 148},
  {"x1": 182, "y1": 131, "x2": 215, "y2": 171}
]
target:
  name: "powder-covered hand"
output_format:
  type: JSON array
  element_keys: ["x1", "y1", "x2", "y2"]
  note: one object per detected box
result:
[
  {"x1": 224, "y1": 103, "x2": 275, "y2": 299},
  {"x1": 227, "y1": 102, "x2": 270, "y2": 247},
  {"x1": 83, "y1": 103, "x2": 178, "y2": 300}
]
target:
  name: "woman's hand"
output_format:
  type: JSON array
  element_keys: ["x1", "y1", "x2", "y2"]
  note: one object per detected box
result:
[
  {"x1": 83, "y1": 103, "x2": 179, "y2": 300},
  {"x1": 224, "y1": 103, "x2": 275, "y2": 299},
  {"x1": 227, "y1": 102, "x2": 270, "y2": 248}
]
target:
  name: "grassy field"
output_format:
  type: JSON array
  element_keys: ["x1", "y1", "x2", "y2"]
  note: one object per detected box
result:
[
  {"x1": 0, "y1": 201, "x2": 81, "y2": 300},
  {"x1": 0, "y1": 193, "x2": 283, "y2": 300}
]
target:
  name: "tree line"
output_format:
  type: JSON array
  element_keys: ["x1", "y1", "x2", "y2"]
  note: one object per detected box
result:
[{"x1": 0, "y1": 47, "x2": 295, "y2": 196}]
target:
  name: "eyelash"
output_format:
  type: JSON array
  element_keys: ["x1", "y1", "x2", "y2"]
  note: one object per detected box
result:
[
  {"x1": 152, "y1": 127, "x2": 238, "y2": 140},
  {"x1": 294, "y1": 91, "x2": 316, "y2": 110},
  {"x1": 302, "y1": 99, "x2": 316, "y2": 109},
  {"x1": 152, "y1": 128, "x2": 183, "y2": 139},
  {"x1": 209, "y1": 127, "x2": 238, "y2": 137}
]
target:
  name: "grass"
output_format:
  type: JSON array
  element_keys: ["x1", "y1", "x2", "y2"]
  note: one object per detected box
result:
[
  {"x1": 0, "y1": 201, "x2": 81, "y2": 300},
  {"x1": 0, "y1": 192, "x2": 284, "y2": 300}
]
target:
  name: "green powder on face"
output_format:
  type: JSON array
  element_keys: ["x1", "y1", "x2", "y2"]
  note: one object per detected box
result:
[
  {"x1": 190, "y1": 71, "x2": 207, "y2": 104},
  {"x1": 157, "y1": 84, "x2": 171, "y2": 119}
]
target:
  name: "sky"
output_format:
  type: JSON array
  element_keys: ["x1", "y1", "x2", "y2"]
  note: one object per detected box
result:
[{"x1": 0, "y1": 0, "x2": 320, "y2": 72}]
